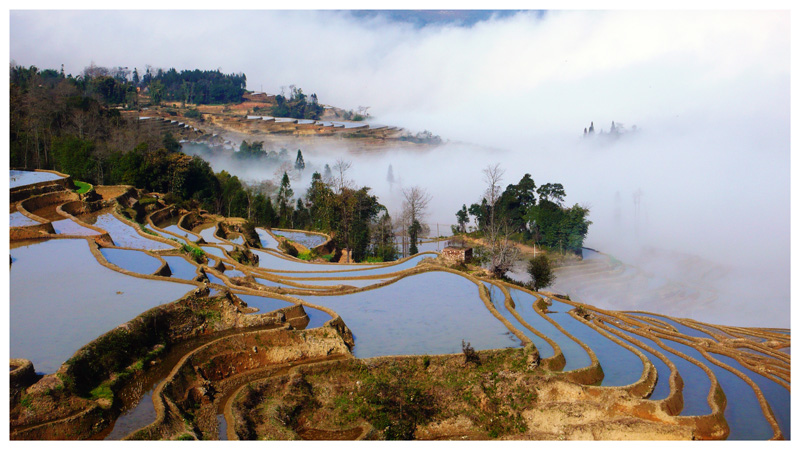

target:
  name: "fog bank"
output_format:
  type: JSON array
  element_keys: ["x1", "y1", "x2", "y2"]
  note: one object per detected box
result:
[{"x1": 10, "y1": 10, "x2": 790, "y2": 326}]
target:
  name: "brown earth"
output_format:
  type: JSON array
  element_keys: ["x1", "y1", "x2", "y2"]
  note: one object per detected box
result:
[{"x1": 227, "y1": 350, "x2": 694, "y2": 440}]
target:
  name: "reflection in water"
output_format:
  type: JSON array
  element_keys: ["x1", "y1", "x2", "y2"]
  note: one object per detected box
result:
[
  {"x1": 604, "y1": 324, "x2": 674, "y2": 402},
  {"x1": 51, "y1": 219, "x2": 101, "y2": 236},
  {"x1": 663, "y1": 340, "x2": 772, "y2": 439},
  {"x1": 10, "y1": 211, "x2": 41, "y2": 227},
  {"x1": 507, "y1": 288, "x2": 591, "y2": 371},
  {"x1": 100, "y1": 248, "x2": 162, "y2": 275},
  {"x1": 10, "y1": 170, "x2": 65, "y2": 188},
  {"x1": 299, "y1": 271, "x2": 520, "y2": 358},
  {"x1": 10, "y1": 239, "x2": 191, "y2": 373},
  {"x1": 272, "y1": 230, "x2": 327, "y2": 248},
  {"x1": 483, "y1": 282, "x2": 554, "y2": 358},
  {"x1": 198, "y1": 224, "x2": 223, "y2": 244},
  {"x1": 546, "y1": 309, "x2": 643, "y2": 386},
  {"x1": 162, "y1": 256, "x2": 199, "y2": 280},
  {"x1": 91, "y1": 213, "x2": 175, "y2": 250}
]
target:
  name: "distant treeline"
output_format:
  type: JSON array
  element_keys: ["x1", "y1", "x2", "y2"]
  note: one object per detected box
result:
[
  {"x1": 10, "y1": 64, "x2": 395, "y2": 262},
  {"x1": 141, "y1": 67, "x2": 246, "y2": 105},
  {"x1": 252, "y1": 85, "x2": 324, "y2": 120}
]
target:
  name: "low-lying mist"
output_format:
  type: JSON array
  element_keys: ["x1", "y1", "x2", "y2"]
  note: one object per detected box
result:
[{"x1": 12, "y1": 9, "x2": 789, "y2": 327}]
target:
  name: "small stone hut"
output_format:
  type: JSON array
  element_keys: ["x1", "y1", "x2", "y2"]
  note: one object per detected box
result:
[{"x1": 442, "y1": 246, "x2": 473, "y2": 264}]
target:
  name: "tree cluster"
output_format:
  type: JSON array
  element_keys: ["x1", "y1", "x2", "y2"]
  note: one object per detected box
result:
[
  {"x1": 457, "y1": 172, "x2": 592, "y2": 256},
  {"x1": 270, "y1": 86, "x2": 323, "y2": 120},
  {"x1": 10, "y1": 64, "x2": 397, "y2": 263},
  {"x1": 142, "y1": 67, "x2": 246, "y2": 105}
]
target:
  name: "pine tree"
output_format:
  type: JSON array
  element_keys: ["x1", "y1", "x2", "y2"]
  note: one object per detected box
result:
[
  {"x1": 295, "y1": 149, "x2": 305, "y2": 171},
  {"x1": 277, "y1": 172, "x2": 294, "y2": 227}
]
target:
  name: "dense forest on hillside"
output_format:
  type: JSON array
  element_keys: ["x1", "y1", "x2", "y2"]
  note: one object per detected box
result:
[
  {"x1": 142, "y1": 67, "x2": 246, "y2": 105},
  {"x1": 9, "y1": 63, "x2": 393, "y2": 262}
]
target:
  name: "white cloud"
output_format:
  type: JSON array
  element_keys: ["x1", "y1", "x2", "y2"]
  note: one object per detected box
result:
[{"x1": 9, "y1": 9, "x2": 790, "y2": 326}]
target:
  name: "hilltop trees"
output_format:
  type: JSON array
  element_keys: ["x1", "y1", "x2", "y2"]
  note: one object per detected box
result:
[
  {"x1": 141, "y1": 68, "x2": 246, "y2": 105},
  {"x1": 454, "y1": 169, "x2": 592, "y2": 264},
  {"x1": 271, "y1": 85, "x2": 323, "y2": 120},
  {"x1": 525, "y1": 202, "x2": 591, "y2": 255}
]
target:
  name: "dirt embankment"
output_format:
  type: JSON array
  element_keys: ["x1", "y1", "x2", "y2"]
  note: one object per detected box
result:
[{"x1": 225, "y1": 350, "x2": 695, "y2": 441}]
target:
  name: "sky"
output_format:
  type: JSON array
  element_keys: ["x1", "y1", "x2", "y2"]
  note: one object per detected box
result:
[{"x1": 6, "y1": 7, "x2": 794, "y2": 327}]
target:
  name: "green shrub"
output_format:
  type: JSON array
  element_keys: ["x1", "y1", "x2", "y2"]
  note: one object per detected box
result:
[
  {"x1": 357, "y1": 373, "x2": 437, "y2": 440},
  {"x1": 73, "y1": 180, "x2": 92, "y2": 194},
  {"x1": 462, "y1": 340, "x2": 481, "y2": 366},
  {"x1": 184, "y1": 109, "x2": 202, "y2": 119},
  {"x1": 181, "y1": 244, "x2": 205, "y2": 263},
  {"x1": 138, "y1": 196, "x2": 159, "y2": 206},
  {"x1": 90, "y1": 384, "x2": 114, "y2": 402}
]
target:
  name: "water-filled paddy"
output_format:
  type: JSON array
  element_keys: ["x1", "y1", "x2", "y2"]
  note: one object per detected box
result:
[
  {"x1": 483, "y1": 282, "x2": 554, "y2": 359},
  {"x1": 298, "y1": 271, "x2": 520, "y2": 358},
  {"x1": 263, "y1": 252, "x2": 429, "y2": 277},
  {"x1": 144, "y1": 223, "x2": 173, "y2": 240},
  {"x1": 253, "y1": 248, "x2": 379, "y2": 272},
  {"x1": 91, "y1": 213, "x2": 175, "y2": 250},
  {"x1": 206, "y1": 272, "x2": 227, "y2": 286},
  {"x1": 10, "y1": 211, "x2": 41, "y2": 227},
  {"x1": 545, "y1": 309, "x2": 643, "y2": 386},
  {"x1": 224, "y1": 268, "x2": 247, "y2": 278},
  {"x1": 100, "y1": 248, "x2": 163, "y2": 275},
  {"x1": 10, "y1": 239, "x2": 191, "y2": 374},
  {"x1": 507, "y1": 288, "x2": 592, "y2": 371},
  {"x1": 198, "y1": 224, "x2": 223, "y2": 244},
  {"x1": 10, "y1": 170, "x2": 65, "y2": 188},
  {"x1": 272, "y1": 230, "x2": 327, "y2": 249},
  {"x1": 161, "y1": 224, "x2": 194, "y2": 243},
  {"x1": 306, "y1": 307, "x2": 333, "y2": 329},
  {"x1": 201, "y1": 246, "x2": 227, "y2": 259},
  {"x1": 287, "y1": 277, "x2": 391, "y2": 288},
  {"x1": 415, "y1": 240, "x2": 446, "y2": 254},
  {"x1": 603, "y1": 324, "x2": 675, "y2": 401},
  {"x1": 51, "y1": 218, "x2": 101, "y2": 236},
  {"x1": 103, "y1": 387, "x2": 156, "y2": 439},
  {"x1": 235, "y1": 294, "x2": 294, "y2": 315},
  {"x1": 663, "y1": 340, "x2": 773, "y2": 439},
  {"x1": 162, "y1": 256, "x2": 199, "y2": 280},
  {"x1": 711, "y1": 353, "x2": 790, "y2": 439},
  {"x1": 256, "y1": 228, "x2": 280, "y2": 249},
  {"x1": 629, "y1": 313, "x2": 715, "y2": 340}
]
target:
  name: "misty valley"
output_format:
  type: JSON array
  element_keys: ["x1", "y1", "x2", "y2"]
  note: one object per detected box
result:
[{"x1": 8, "y1": 9, "x2": 790, "y2": 442}]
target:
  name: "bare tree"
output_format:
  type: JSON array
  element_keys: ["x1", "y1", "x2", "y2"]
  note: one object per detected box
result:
[
  {"x1": 331, "y1": 158, "x2": 353, "y2": 194},
  {"x1": 486, "y1": 222, "x2": 522, "y2": 278},
  {"x1": 481, "y1": 163, "x2": 520, "y2": 277},
  {"x1": 402, "y1": 186, "x2": 432, "y2": 254},
  {"x1": 482, "y1": 163, "x2": 505, "y2": 231}
]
